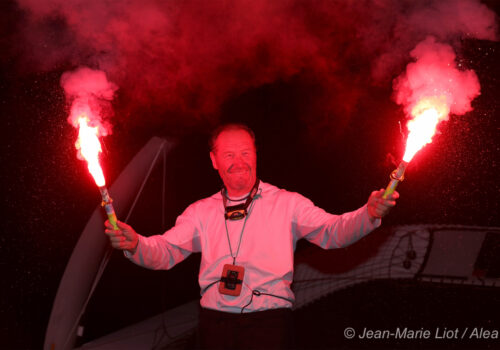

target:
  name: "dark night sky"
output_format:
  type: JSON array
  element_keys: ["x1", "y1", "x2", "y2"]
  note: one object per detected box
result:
[{"x1": 1, "y1": 0, "x2": 499, "y2": 348}]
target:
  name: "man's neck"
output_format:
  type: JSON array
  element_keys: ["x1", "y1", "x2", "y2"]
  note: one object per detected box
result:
[{"x1": 226, "y1": 188, "x2": 252, "y2": 199}]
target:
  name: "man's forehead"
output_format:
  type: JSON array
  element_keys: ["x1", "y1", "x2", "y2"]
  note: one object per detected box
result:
[{"x1": 214, "y1": 129, "x2": 255, "y2": 150}]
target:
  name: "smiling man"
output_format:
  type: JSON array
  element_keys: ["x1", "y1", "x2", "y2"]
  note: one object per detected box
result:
[
  {"x1": 105, "y1": 123, "x2": 398, "y2": 349},
  {"x1": 209, "y1": 125, "x2": 257, "y2": 198}
]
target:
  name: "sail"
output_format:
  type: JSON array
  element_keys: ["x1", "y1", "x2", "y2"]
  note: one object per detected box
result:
[{"x1": 44, "y1": 137, "x2": 170, "y2": 350}]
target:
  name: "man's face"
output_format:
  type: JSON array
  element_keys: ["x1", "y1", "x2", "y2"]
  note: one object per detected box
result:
[{"x1": 210, "y1": 129, "x2": 257, "y2": 197}]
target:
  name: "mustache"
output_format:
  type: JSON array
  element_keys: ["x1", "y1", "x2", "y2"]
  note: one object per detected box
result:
[{"x1": 228, "y1": 164, "x2": 250, "y2": 173}]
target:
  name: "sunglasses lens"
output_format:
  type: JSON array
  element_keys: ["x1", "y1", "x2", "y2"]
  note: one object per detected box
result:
[{"x1": 229, "y1": 210, "x2": 245, "y2": 220}]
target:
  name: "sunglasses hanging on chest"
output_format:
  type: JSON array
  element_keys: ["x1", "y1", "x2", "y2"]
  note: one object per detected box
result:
[{"x1": 222, "y1": 179, "x2": 260, "y2": 220}]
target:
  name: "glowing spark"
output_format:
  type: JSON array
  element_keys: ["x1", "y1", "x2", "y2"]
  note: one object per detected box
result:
[
  {"x1": 76, "y1": 116, "x2": 106, "y2": 187},
  {"x1": 402, "y1": 96, "x2": 450, "y2": 162}
]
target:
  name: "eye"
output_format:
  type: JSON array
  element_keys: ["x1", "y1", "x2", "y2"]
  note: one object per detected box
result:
[{"x1": 224, "y1": 153, "x2": 234, "y2": 159}]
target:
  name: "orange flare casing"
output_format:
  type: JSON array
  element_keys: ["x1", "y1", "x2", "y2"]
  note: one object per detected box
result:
[
  {"x1": 383, "y1": 161, "x2": 408, "y2": 199},
  {"x1": 98, "y1": 186, "x2": 119, "y2": 230}
]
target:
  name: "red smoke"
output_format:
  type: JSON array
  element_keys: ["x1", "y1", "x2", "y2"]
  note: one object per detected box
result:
[
  {"x1": 60, "y1": 67, "x2": 117, "y2": 137},
  {"x1": 362, "y1": 0, "x2": 498, "y2": 82},
  {"x1": 16, "y1": 0, "x2": 498, "y2": 133},
  {"x1": 394, "y1": 36, "x2": 481, "y2": 119}
]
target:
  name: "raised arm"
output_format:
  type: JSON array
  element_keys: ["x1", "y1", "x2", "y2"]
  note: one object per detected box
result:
[
  {"x1": 292, "y1": 189, "x2": 398, "y2": 249},
  {"x1": 104, "y1": 204, "x2": 202, "y2": 270}
]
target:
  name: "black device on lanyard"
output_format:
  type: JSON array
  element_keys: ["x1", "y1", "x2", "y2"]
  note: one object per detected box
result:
[{"x1": 221, "y1": 179, "x2": 260, "y2": 220}]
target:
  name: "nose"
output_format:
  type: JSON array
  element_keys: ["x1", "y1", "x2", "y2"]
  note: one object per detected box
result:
[
  {"x1": 231, "y1": 154, "x2": 249, "y2": 171},
  {"x1": 234, "y1": 153, "x2": 245, "y2": 164}
]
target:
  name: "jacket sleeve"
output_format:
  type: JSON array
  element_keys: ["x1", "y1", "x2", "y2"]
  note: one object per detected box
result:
[
  {"x1": 291, "y1": 194, "x2": 381, "y2": 249},
  {"x1": 124, "y1": 203, "x2": 202, "y2": 270}
]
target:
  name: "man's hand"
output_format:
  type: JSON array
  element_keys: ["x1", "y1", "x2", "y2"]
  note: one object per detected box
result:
[
  {"x1": 104, "y1": 220, "x2": 139, "y2": 254},
  {"x1": 367, "y1": 189, "x2": 399, "y2": 220}
]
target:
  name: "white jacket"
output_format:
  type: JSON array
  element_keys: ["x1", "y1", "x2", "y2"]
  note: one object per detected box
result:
[{"x1": 126, "y1": 181, "x2": 381, "y2": 313}]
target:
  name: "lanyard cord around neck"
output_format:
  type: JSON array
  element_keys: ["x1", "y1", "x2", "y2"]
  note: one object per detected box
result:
[
  {"x1": 221, "y1": 179, "x2": 260, "y2": 265},
  {"x1": 224, "y1": 196, "x2": 260, "y2": 265},
  {"x1": 224, "y1": 213, "x2": 249, "y2": 266}
]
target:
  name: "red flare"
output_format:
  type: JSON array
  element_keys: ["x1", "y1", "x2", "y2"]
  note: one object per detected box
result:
[
  {"x1": 75, "y1": 115, "x2": 106, "y2": 187},
  {"x1": 402, "y1": 96, "x2": 450, "y2": 162}
]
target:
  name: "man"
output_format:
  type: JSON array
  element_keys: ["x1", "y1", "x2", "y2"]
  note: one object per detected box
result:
[{"x1": 105, "y1": 123, "x2": 398, "y2": 349}]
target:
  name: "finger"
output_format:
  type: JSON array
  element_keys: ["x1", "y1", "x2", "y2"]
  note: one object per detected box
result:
[
  {"x1": 116, "y1": 220, "x2": 129, "y2": 230},
  {"x1": 384, "y1": 192, "x2": 399, "y2": 201},
  {"x1": 375, "y1": 207, "x2": 391, "y2": 217},
  {"x1": 382, "y1": 199, "x2": 396, "y2": 207},
  {"x1": 111, "y1": 241, "x2": 123, "y2": 250},
  {"x1": 118, "y1": 240, "x2": 134, "y2": 250},
  {"x1": 373, "y1": 189, "x2": 387, "y2": 198},
  {"x1": 104, "y1": 229, "x2": 121, "y2": 236},
  {"x1": 110, "y1": 238, "x2": 132, "y2": 250},
  {"x1": 109, "y1": 236, "x2": 125, "y2": 243},
  {"x1": 378, "y1": 201, "x2": 394, "y2": 210},
  {"x1": 390, "y1": 191, "x2": 400, "y2": 200},
  {"x1": 104, "y1": 220, "x2": 114, "y2": 229},
  {"x1": 121, "y1": 229, "x2": 134, "y2": 239}
]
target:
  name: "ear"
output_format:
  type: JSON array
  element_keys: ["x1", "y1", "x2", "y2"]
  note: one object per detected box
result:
[{"x1": 210, "y1": 151, "x2": 218, "y2": 170}]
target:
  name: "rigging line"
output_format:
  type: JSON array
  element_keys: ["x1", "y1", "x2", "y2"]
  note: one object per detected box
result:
[
  {"x1": 294, "y1": 258, "x2": 407, "y2": 276},
  {"x1": 293, "y1": 276, "x2": 386, "y2": 283},
  {"x1": 125, "y1": 140, "x2": 167, "y2": 222},
  {"x1": 162, "y1": 141, "x2": 167, "y2": 228}
]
